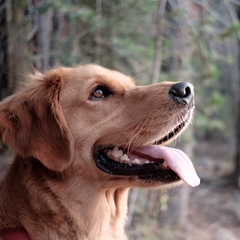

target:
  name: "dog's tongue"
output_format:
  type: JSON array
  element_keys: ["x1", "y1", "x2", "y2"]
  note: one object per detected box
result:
[{"x1": 132, "y1": 145, "x2": 200, "y2": 187}]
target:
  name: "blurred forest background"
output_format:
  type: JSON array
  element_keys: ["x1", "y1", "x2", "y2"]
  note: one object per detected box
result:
[{"x1": 1, "y1": 0, "x2": 240, "y2": 239}]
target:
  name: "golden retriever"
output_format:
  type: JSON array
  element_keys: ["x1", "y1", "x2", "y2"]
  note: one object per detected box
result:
[{"x1": 0, "y1": 64, "x2": 200, "y2": 240}]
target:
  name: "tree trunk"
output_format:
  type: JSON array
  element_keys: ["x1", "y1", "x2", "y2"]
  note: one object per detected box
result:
[
  {"x1": 39, "y1": 6, "x2": 53, "y2": 72},
  {"x1": 162, "y1": 0, "x2": 197, "y2": 227},
  {"x1": 235, "y1": 6, "x2": 240, "y2": 189},
  {"x1": 0, "y1": 0, "x2": 8, "y2": 100},
  {"x1": 49, "y1": 8, "x2": 59, "y2": 68},
  {"x1": 126, "y1": 188, "x2": 139, "y2": 228},
  {"x1": 94, "y1": 0, "x2": 102, "y2": 64},
  {"x1": 6, "y1": 0, "x2": 13, "y2": 94},
  {"x1": 5, "y1": 0, "x2": 28, "y2": 94},
  {"x1": 150, "y1": 0, "x2": 167, "y2": 84},
  {"x1": 32, "y1": 0, "x2": 53, "y2": 72},
  {"x1": 236, "y1": 103, "x2": 240, "y2": 189},
  {"x1": 178, "y1": 141, "x2": 193, "y2": 228}
]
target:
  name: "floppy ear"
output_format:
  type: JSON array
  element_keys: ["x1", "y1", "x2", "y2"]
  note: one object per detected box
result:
[{"x1": 0, "y1": 69, "x2": 74, "y2": 171}]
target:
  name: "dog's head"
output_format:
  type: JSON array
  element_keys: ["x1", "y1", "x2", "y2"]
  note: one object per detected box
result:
[{"x1": 0, "y1": 64, "x2": 200, "y2": 188}]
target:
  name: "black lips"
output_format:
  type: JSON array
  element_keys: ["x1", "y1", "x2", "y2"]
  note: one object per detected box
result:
[{"x1": 94, "y1": 151, "x2": 180, "y2": 183}]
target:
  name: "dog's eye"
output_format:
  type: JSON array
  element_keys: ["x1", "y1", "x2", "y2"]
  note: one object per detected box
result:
[
  {"x1": 93, "y1": 88, "x2": 105, "y2": 98},
  {"x1": 90, "y1": 86, "x2": 112, "y2": 100}
]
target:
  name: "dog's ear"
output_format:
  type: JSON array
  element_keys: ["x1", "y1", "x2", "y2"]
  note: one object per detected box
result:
[{"x1": 0, "y1": 69, "x2": 74, "y2": 171}]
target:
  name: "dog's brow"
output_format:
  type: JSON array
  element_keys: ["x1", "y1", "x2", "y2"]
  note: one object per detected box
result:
[{"x1": 93, "y1": 75, "x2": 128, "y2": 92}]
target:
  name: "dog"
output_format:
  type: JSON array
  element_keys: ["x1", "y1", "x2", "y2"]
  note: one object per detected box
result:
[{"x1": 0, "y1": 64, "x2": 200, "y2": 240}]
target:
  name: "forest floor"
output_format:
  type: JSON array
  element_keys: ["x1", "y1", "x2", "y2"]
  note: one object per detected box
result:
[
  {"x1": 0, "y1": 143, "x2": 240, "y2": 240},
  {"x1": 127, "y1": 182, "x2": 240, "y2": 240},
  {"x1": 186, "y1": 142, "x2": 240, "y2": 240}
]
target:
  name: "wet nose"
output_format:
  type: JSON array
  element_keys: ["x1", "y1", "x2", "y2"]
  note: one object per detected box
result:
[{"x1": 169, "y1": 82, "x2": 194, "y2": 106}]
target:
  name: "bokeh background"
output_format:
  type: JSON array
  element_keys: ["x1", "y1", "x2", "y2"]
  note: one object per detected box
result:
[{"x1": 0, "y1": 0, "x2": 240, "y2": 239}]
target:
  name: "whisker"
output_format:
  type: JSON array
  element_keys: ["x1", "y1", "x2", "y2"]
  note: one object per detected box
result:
[{"x1": 124, "y1": 119, "x2": 149, "y2": 153}]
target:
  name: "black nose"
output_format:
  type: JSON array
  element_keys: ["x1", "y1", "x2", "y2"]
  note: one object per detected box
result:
[{"x1": 169, "y1": 82, "x2": 194, "y2": 106}]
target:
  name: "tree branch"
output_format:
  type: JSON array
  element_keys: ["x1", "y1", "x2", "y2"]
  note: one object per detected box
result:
[
  {"x1": 190, "y1": 0, "x2": 231, "y2": 27},
  {"x1": 150, "y1": 0, "x2": 168, "y2": 84},
  {"x1": 94, "y1": 0, "x2": 102, "y2": 64},
  {"x1": 224, "y1": 0, "x2": 240, "y2": 41},
  {"x1": 229, "y1": 0, "x2": 240, "y2": 6}
]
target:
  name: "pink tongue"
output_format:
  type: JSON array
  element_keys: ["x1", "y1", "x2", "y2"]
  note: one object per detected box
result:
[{"x1": 131, "y1": 145, "x2": 200, "y2": 187}]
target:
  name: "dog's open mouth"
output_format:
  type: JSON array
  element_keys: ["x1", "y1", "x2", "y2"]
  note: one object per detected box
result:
[{"x1": 94, "y1": 119, "x2": 200, "y2": 187}]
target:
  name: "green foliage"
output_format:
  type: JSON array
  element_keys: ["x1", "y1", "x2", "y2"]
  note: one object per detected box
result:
[
  {"x1": 6, "y1": 0, "x2": 240, "y2": 143},
  {"x1": 220, "y1": 20, "x2": 240, "y2": 39},
  {"x1": 45, "y1": 0, "x2": 240, "y2": 141},
  {"x1": 195, "y1": 114, "x2": 225, "y2": 133},
  {"x1": 40, "y1": 0, "x2": 157, "y2": 81},
  {"x1": 180, "y1": 8, "x2": 238, "y2": 142}
]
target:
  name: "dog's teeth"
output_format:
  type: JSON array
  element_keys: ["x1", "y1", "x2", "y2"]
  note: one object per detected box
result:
[
  {"x1": 132, "y1": 159, "x2": 140, "y2": 164},
  {"x1": 144, "y1": 160, "x2": 150, "y2": 164},
  {"x1": 120, "y1": 154, "x2": 130, "y2": 162},
  {"x1": 162, "y1": 160, "x2": 168, "y2": 168},
  {"x1": 106, "y1": 149, "x2": 112, "y2": 155},
  {"x1": 111, "y1": 147, "x2": 123, "y2": 158}
]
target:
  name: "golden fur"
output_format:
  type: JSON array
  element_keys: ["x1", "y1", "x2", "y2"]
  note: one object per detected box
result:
[{"x1": 0, "y1": 65, "x2": 194, "y2": 240}]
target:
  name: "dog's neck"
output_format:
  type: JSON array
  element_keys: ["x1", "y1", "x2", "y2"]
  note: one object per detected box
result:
[
  {"x1": 67, "y1": 181, "x2": 129, "y2": 240},
  {"x1": 0, "y1": 157, "x2": 129, "y2": 240}
]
